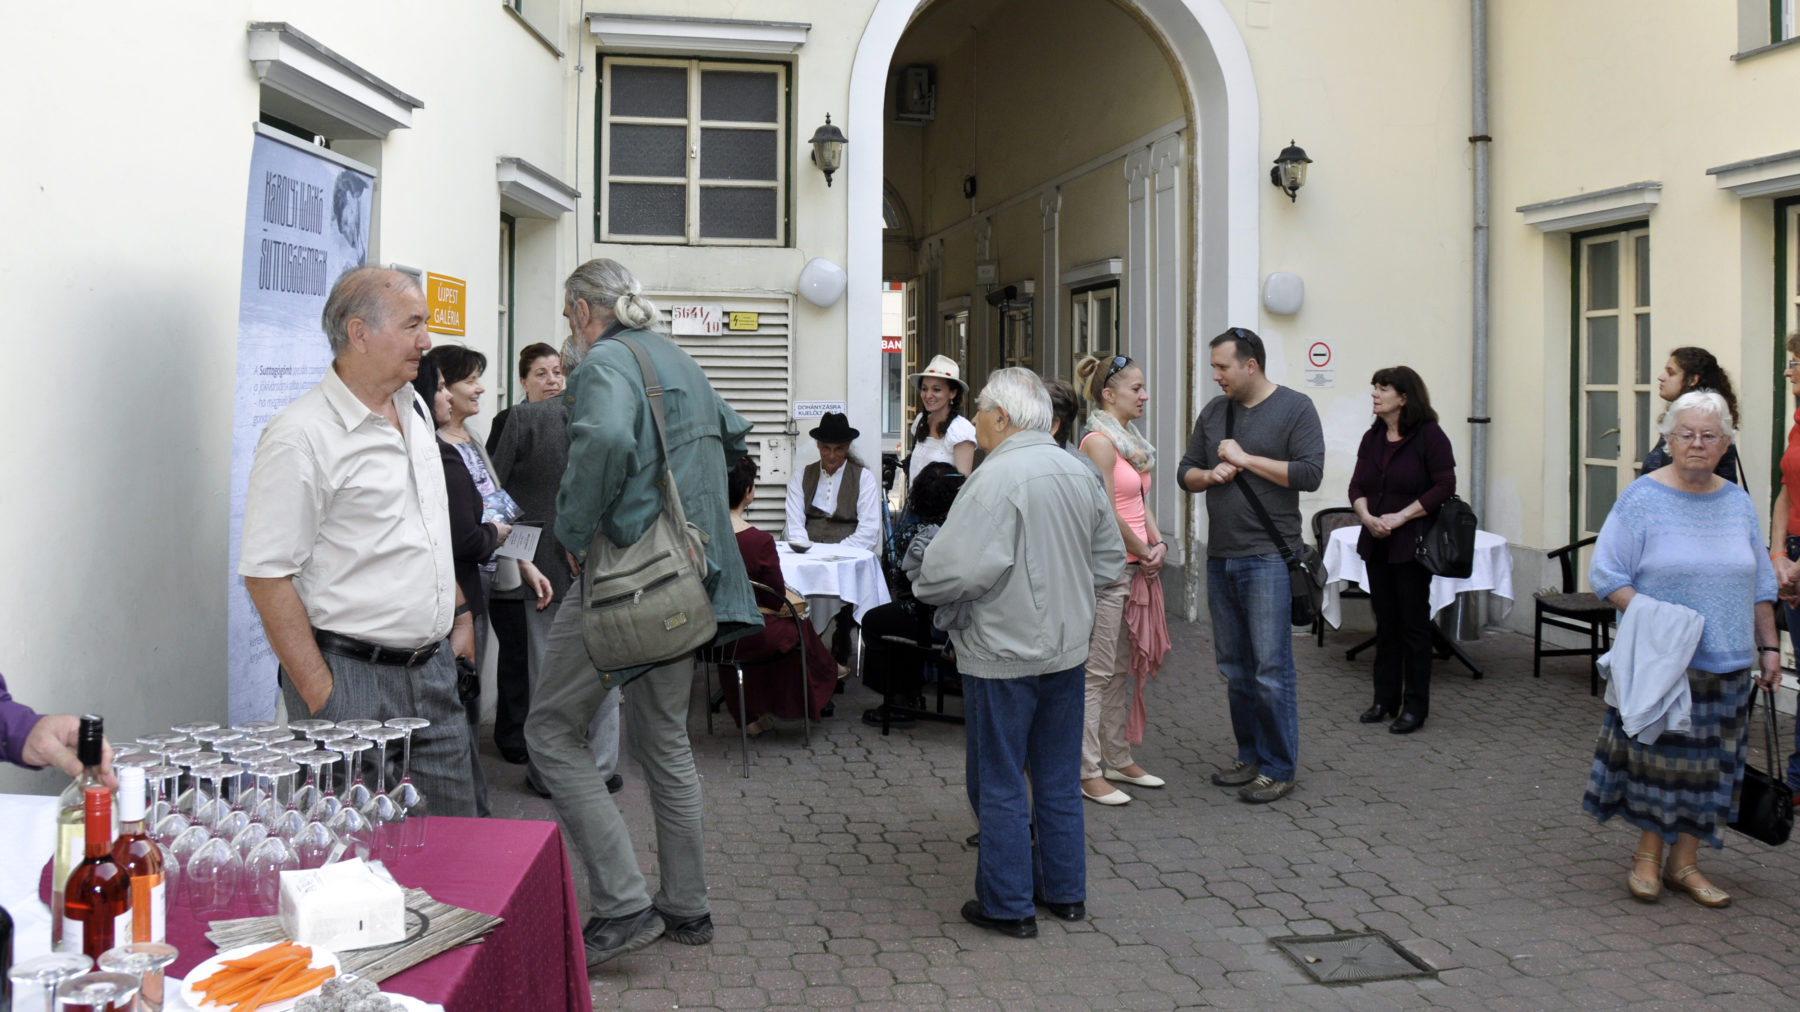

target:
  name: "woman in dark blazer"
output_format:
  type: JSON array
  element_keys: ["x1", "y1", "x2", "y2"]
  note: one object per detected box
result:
[{"x1": 1346, "y1": 366, "x2": 1456, "y2": 734}]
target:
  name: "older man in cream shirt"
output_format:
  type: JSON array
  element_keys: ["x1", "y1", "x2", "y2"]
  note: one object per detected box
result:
[{"x1": 240, "y1": 266, "x2": 480, "y2": 817}]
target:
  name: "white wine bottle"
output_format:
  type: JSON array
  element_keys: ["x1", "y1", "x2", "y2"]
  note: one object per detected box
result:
[{"x1": 49, "y1": 714, "x2": 106, "y2": 950}]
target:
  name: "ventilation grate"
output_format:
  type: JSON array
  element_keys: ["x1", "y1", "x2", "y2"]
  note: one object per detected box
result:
[{"x1": 1271, "y1": 932, "x2": 1436, "y2": 984}]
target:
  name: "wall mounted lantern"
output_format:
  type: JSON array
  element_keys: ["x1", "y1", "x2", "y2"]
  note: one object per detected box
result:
[
  {"x1": 810, "y1": 114, "x2": 848, "y2": 187},
  {"x1": 1269, "y1": 140, "x2": 1311, "y2": 202}
]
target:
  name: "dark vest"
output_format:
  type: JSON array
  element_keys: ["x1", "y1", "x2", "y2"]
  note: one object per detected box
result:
[{"x1": 801, "y1": 460, "x2": 863, "y2": 544}]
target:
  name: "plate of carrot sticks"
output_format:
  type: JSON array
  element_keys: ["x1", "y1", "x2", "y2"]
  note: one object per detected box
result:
[{"x1": 180, "y1": 941, "x2": 341, "y2": 1012}]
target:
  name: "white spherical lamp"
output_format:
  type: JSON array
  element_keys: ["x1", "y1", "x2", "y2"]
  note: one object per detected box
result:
[
  {"x1": 1262, "y1": 271, "x2": 1304, "y2": 316},
  {"x1": 798, "y1": 257, "x2": 848, "y2": 308}
]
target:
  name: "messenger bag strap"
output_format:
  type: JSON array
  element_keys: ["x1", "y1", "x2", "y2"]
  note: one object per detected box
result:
[
  {"x1": 604, "y1": 332, "x2": 674, "y2": 472},
  {"x1": 1225, "y1": 400, "x2": 1298, "y2": 565}
]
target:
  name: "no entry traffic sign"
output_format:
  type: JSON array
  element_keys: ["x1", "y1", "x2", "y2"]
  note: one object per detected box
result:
[{"x1": 1307, "y1": 341, "x2": 1332, "y2": 368}]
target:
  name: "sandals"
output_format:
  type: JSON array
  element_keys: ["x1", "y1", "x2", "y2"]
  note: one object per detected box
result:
[
  {"x1": 1626, "y1": 851, "x2": 1661, "y2": 902},
  {"x1": 1663, "y1": 863, "x2": 1731, "y2": 908}
]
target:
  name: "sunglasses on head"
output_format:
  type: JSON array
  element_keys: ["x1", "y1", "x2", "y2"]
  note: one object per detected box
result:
[{"x1": 1104, "y1": 355, "x2": 1131, "y2": 383}]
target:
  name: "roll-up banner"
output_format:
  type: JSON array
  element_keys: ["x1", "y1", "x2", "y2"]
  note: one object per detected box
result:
[{"x1": 226, "y1": 125, "x2": 374, "y2": 722}]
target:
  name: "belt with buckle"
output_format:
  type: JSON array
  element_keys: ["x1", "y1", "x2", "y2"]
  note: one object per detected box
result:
[{"x1": 314, "y1": 630, "x2": 440, "y2": 668}]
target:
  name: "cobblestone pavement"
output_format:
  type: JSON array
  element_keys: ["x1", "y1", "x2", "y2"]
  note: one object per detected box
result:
[{"x1": 487, "y1": 618, "x2": 1800, "y2": 1009}]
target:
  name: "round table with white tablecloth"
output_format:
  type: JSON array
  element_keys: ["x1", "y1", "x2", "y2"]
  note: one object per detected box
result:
[
  {"x1": 1318, "y1": 524, "x2": 1515, "y2": 631},
  {"x1": 775, "y1": 541, "x2": 891, "y2": 632}
]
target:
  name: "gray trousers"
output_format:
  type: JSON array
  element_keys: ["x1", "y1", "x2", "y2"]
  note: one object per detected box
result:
[
  {"x1": 280, "y1": 641, "x2": 479, "y2": 817},
  {"x1": 523, "y1": 598, "x2": 619, "y2": 776},
  {"x1": 525, "y1": 596, "x2": 707, "y2": 920}
]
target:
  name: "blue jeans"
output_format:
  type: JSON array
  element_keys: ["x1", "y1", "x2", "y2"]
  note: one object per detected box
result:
[
  {"x1": 1207, "y1": 554, "x2": 1301, "y2": 782},
  {"x1": 963, "y1": 667, "x2": 1086, "y2": 920},
  {"x1": 1786, "y1": 602, "x2": 1800, "y2": 791}
]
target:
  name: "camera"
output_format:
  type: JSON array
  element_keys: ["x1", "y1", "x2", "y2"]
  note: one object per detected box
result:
[
  {"x1": 881, "y1": 451, "x2": 901, "y2": 492},
  {"x1": 985, "y1": 284, "x2": 1017, "y2": 308}
]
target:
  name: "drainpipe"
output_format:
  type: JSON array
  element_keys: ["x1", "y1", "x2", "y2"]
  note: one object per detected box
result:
[{"x1": 1469, "y1": 0, "x2": 1491, "y2": 522}]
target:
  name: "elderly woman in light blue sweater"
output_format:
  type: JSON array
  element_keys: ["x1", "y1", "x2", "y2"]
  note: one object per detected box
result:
[{"x1": 1582, "y1": 390, "x2": 1780, "y2": 909}]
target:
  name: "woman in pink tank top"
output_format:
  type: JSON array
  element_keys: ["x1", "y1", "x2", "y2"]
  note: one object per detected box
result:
[{"x1": 1074, "y1": 354, "x2": 1171, "y2": 806}]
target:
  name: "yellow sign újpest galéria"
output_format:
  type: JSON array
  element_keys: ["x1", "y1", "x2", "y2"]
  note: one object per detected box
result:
[{"x1": 426, "y1": 272, "x2": 466, "y2": 336}]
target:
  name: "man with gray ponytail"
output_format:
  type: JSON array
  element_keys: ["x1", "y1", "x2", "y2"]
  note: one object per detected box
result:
[{"x1": 526, "y1": 258, "x2": 757, "y2": 966}]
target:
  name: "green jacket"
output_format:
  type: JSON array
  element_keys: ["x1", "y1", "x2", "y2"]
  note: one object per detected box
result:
[{"x1": 555, "y1": 324, "x2": 760, "y2": 679}]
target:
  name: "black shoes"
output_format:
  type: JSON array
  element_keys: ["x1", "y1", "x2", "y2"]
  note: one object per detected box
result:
[
  {"x1": 606, "y1": 773, "x2": 625, "y2": 794},
  {"x1": 583, "y1": 907, "x2": 665, "y2": 966},
  {"x1": 657, "y1": 908, "x2": 714, "y2": 945},
  {"x1": 861, "y1": 706, "x2": 917, "y2": 729},
  {"x1": 1034, "y1": 896, "x2": 1085, "y2": 921},
  {"x1": 960, "y1": 899, "x2": 1037, "y2": 938},
  {"x1": 965, "y1": 832, "x2": 980, "y2": 847},
  {"x1": 1389, "y1": 713, "x2": 1425, "y2": 734},
  {"x1": 498, "y1": 746, "x2": 529, "y2": 765},
  {"x1": 1359, "y1": 705, "x2": 1395, "y2": 724}
]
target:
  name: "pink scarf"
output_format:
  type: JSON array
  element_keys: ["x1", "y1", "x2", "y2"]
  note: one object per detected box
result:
[{"x1": 1123, "y1": 564, "x2": 1171, "y2": 744}]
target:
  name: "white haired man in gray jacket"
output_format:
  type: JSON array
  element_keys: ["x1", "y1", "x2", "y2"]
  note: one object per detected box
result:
[{"x1": 914, "y1": 367, "x2": 1127, "y2": 939}]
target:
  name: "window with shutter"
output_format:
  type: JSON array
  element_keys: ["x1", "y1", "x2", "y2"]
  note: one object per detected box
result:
[{"x1": 600, "y1": 57, "x2": 787, "y2": 246}]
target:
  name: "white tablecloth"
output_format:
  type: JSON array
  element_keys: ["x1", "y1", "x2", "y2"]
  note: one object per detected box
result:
[
  {"x1": 2, "y1": 792, "x2": 59, "y2": 963},
  {"x1": 776, "y1": 542, "x2": 891, "y2": 626},
  {"x1": 1319, "y1": 525, "x2": 1514, "y2": 629}
]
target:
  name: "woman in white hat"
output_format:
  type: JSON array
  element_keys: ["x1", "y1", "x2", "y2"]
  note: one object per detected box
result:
[{"x1": 907, "y1": 354, "x2": 976, "y2": 484}]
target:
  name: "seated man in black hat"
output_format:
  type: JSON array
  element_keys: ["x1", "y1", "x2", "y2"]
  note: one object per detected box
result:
[
  {"x1": 783, "y1": 411, "x2": 881, "y2": 552},
  {"x1": 783, "y1": 411, "x2": 883, "y2": 666}
]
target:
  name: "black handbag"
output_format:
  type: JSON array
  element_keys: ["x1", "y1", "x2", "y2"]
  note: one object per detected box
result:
[
  {"x1": 1408, "y1": 434, "x2": 1477, "y2": 578},
  {"x1": 1226, "y1": 402, "x2": 1324, "y2": 627},
  {"x1": 1728, "y1": 685, "x2": 1793, "y2": 846}
]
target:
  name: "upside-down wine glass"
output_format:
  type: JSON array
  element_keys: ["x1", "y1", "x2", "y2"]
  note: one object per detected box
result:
[
  {"x1": 358, "y1": 727, "x2": 407, "y2": 861},
  {"x1": 313, "y1": 727, "x2": 357, "y2": 802},
  {"x1": 98, "y1": 942, "x2": 179, "y2": 1012},
  {"x1": 291, "y1": 750, "x2": 342, "y2": 869},
  {"x1": 325, "y1": 741, "x2": 374, "y2": 860},
  {"x1": 335, "y1": 735, "x2": 376, "y2": 811},
  {"x1": 244, "y1": 759, "x2": 302, "y2": 916},
  {"x1": 53, "y1": 971, "x2": 138, "y2": 1012},
  {"x1": 385, "y1": 716, "x2": 431, "y2": 852},
  {"x1": 8, "y1": 952, "x2": 91, "y2": 1012}
]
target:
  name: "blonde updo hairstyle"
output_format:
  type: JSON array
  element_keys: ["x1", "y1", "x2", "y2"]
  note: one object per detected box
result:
[
  {"x1": 1073, "y1": 353, "x2": 1135, "y2": 421},
  {"x1": 564, "y1": 258, "x2": 660, "y2": 332}
]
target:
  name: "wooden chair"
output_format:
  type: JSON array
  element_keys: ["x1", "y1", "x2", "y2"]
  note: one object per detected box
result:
[
  {"x1": 699, "y1": 579, "x2": 812, "y2": 776},
  {"x1": 1310, "y1": 507, "x2": 1366, "y2": 648},
  {"x1": 1533, "y1": 536, "x2": 1614, "y2": 695}
]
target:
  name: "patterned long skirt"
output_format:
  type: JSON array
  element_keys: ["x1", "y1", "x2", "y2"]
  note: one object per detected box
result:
[{"x1": 1582, "y1": 666, "x2": 1752, "y2": 848}]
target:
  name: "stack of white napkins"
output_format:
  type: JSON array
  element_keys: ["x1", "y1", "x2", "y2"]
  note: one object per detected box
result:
[{"x1": 1598, "y1": 594, "x2": 1704, "y2": 744}]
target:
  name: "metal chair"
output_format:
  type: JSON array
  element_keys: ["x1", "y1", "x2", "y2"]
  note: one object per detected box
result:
[
  {"x1": 1533, "y1": 536, "x2": 1614, "y2": 695},
  {"x1": 699, "y1": 579, "x2": 812, "y2": 776},
  {"x1": 1310, "y1": 506, "x2": 1366, "y2": 648}
]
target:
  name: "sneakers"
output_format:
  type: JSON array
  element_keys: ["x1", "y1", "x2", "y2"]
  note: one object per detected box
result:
[
  {"x1": 1237, "y1": 775, "x2": 1295, "y2": 804},
  {"x1": 657, "y1": 908, "x2": 715, "y2": 945},
  {"x1": 1210, "y1": 761, "x2": 1260, "y2": 787},
  {"x1": 583, "y1": 907, "x2": 666, "y2": 966}
]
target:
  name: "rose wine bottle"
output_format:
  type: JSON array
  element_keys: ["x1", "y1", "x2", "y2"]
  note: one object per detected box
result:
[
  {"x1": 60, "y1": 785, "x2": 132, "y2": 958},
  {"x1": 50, "y1": 714, "x2": 106, "y2": 949},
  {"x1": 111, "y1": 765, "x2": 166, "y2": 944}
]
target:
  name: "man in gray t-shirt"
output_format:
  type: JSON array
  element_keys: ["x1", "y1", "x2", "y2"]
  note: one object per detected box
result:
[{"x1": 1177, "y1": 328, "x2": 1324, "y2": 804}]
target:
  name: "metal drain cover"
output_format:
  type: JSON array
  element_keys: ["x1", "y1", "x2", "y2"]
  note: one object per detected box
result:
[{"x1": 1272, "y1": 931, "x2": 1436, "y2": 984}]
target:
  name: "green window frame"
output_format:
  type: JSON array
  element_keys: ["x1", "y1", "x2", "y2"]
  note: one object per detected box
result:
[{"x1": 1569, "y1": 222, "x2": 1652, "y2": 542}]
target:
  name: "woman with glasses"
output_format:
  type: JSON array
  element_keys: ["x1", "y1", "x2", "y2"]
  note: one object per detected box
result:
[
  {"x1": 1769, "y1": 335, "x2": 1800, "y2": 800},
  {"x1": 1072, "y1": 353, "x2": 1169, "y2": 806},
  {"x1": 1584, "y1": 390, "x2": 1780, "y2": 908},
  {"x1": 1641, "y1": 347, "x2": 1744, "y2": 485},
  {"x1": 1346, "y1": 366, "x2": 1456, "y2": 734}
]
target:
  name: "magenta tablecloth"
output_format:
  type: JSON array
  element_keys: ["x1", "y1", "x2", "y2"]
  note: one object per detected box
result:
[{"x1": 40, "y1": 817, "x2": 590, "y2": 1012}]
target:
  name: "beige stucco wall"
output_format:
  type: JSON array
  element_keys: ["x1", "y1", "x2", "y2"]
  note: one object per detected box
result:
[
  {"x1": 0, "y1": 2, "x2": 577, "y2": 792},
  {"x1": 1488, "y1": 1, "x2": 1800, "y2": 550}
]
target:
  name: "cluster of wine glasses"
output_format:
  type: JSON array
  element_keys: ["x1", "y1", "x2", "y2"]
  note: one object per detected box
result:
[
  {"x1": 7, "y1": 941, "x2": 177, "y2": 1012},
  {"x1": 116, "y1": 716, "x2": 430, "y2": 921}
]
